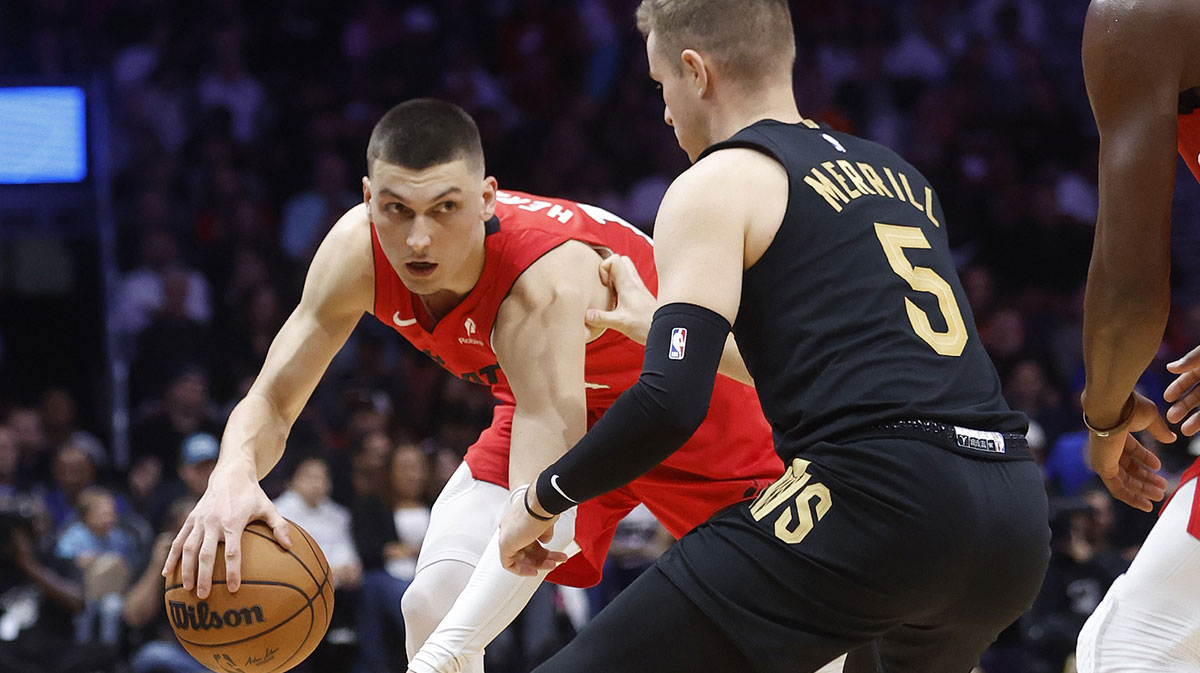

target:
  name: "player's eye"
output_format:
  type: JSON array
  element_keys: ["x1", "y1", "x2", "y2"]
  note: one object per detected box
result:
[{"x1": 439, "y1": 201, "x2": 458, "y2": 213}]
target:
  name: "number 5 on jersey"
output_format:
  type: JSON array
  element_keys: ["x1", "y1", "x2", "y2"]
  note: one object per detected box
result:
[
  {"x1": 749, "y1": 458, "x2": 832, "y2": 544},
  {"x1": 874, "y1": 223, "x2": 968, "y2": 357}
]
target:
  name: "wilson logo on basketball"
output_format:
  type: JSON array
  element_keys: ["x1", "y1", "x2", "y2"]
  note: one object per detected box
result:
[{"x1": 168, "y1": 600, "x2": 267, "y2": 630}]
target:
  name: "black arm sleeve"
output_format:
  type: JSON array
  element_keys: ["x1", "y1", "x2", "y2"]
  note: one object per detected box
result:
[{"x1": 534, "y1": 302, "x2": 731, "y2": 515}]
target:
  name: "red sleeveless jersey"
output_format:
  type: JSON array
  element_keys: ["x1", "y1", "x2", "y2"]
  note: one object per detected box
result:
[
  {"x1": 1180, "y1": 107, "x2": 1200, "y2": 184},
  {"x1": 370, "y1": 190, "x2": 781, "y2": 586},
  {"x1": 1161, "y1": 106, "x2": 1200, "y2": 535}
]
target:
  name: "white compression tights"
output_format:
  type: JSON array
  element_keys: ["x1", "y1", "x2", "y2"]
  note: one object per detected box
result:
[
  {"x1": 1076, "y1": 478, "x2": 1200, "y2": 672},
  {"x1": 402, "y1": 465, "x2": 579, "y2": 673}
]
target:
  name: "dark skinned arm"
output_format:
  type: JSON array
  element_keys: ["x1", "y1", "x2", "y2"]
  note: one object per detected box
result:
[{"x1": 1080, "y1": 0, "x2": 1179, "y2": 510}]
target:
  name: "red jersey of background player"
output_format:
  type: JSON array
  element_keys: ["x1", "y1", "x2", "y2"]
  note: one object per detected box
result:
[
  {"x1": 1161, "y1": 96, "x2": 1200, "y2": 535},
  {"x1": 1180, "y1": 92, "x2": 1200, "y2": 183},
  {"x1": 370, "y1": 190, "x2": 782, "y2": 586}
]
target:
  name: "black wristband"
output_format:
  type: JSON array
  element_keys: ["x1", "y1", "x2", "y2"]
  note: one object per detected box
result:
[{"x1": 523, "y1": 487, "x2": 554, "y2": 521}]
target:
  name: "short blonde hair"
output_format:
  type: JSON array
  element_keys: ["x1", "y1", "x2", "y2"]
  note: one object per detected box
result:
[{"x1": 636, "y1": 0, "x2": 796, "y2": 83}]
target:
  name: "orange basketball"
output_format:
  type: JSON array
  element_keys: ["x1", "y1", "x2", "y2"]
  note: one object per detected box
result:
[{"x1": 165, "y1": 520, "x2": 334, "y2": 673}]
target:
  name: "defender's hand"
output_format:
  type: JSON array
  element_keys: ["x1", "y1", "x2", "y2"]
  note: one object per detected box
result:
[
  {"x1": 586, "y1": 255, "x2": 656, "y2": 344},
  {"x1": 498, "y1": 488, "x2": 567, "y2": 577},
  {"x1": 162, "y1": 460, "x2": 291, "y2": 599},
  {"x1": 1087, "y1": 392, "x2": 1173, "y2": 512},
  {"x1": 1166, "y1": 346, "x2": 1200, "y2": 435}
]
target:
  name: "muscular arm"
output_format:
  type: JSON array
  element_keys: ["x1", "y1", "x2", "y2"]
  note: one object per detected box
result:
[
  {"x1": 1080, "y1": 0, "x2": 1182, "y2": 425},
  {"x1": 529, "y1": 148, "x2": 783, "y2": 514},
  {"x1": 498, "y1": 241, "x2": 599, "y2": 485},
  {"x1": 164, "y1": 205, "x2": 375, "y2": 597},
  {"x1": 406, "y1": 242, "x2": 601, "y2": 673}
]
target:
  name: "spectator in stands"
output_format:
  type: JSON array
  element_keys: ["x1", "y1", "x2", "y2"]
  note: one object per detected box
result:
[
  {"x1": 55, "y1": 488, "x2": 137, "y2": 646},
  {"x1": 350, "y1": 436, "x2": 418, "y2": 673},
  {"x1": 280, "y1": 151, "x2": 360, "y2": 264},
  {"x1": 37, "y1": 389, "x2": 105, "y2": 460},
  {"x1": 196, "y1": 25, "x2": 266, "y2": 145},
  {"x1": 0, "y1": 496, "x2": 117, "y2": 672},
  {"x1": 129, "y1": 269, "x2": 216, "y2": 406},
  {"x1": 123, "y1": 497, "x2": 207, "y2": 673},
  {"x1": 142, "y1": 432, "x2": 219, "y2": 531},
  {"x1": 0, "y1": 425, "x2": 22, "y2": 498},
  {"x1": 116, "y1": 226, "x2": 213, "y2": 338},
  {"x1": 7, "y1": 407, "x2": 49, "y2": 486},
  {"x1": 274, "y1": 457, "x2": 362, "y2": 590},
  {"x1": 1025, "y1": 487, "x2": 1126, "y2": 673},
  {"x1": 42, "y1": 442, "x2": 109, "y2": 532},
  {"x1": 130, "y1": 365, "x2": 223, "y2": 482}
]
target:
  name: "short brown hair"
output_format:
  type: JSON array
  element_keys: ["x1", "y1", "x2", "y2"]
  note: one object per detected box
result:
[
  {"x1": 367, "y1": 99, "x2": 485, "y2": 177},
  {"x1": 636, "y1": 0, "x2": 795, "y2": 83}
]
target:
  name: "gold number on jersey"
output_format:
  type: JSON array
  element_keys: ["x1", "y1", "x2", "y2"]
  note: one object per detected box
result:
[
  {"x1": 873, "y1": 223, "x2": 968, "y2": 357},
  {"x1": 749, "y1": 458, "x2": 832, "y2": 545}
]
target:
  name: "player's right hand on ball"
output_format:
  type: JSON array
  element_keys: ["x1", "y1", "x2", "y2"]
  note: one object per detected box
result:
[
  {"x1": 1166, "y1": 345, "x2": 1200, "y2": 435},
  {"x1": 162, "y1": 459, "x2": 292, "y2": 599}
]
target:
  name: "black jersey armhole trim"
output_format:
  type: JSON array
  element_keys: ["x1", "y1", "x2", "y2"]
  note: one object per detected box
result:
[
  {"x1": 368, "y1": 219, "x2": 378, "y2": 319},
  {"x1": 696, "y1": 138, "x2": 783, "y2": 165},
  {"x1": 1181, "y1": 87, "x2": 1200, "y2": 115}
]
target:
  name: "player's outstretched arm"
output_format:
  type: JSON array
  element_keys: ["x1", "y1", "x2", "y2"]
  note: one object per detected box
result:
[
  {"x1": 1080, "y1": 1, "x2": 1182, "y2": 509},
  {"x1": 163, "y1": 206, "x2": 374, "y2": 598},
  {"x1": 501, "y1": 148, "x2": 783, "y2": 572},
  {"x1": 586, "y1": 254, "x2": 754, "y2": 386}
]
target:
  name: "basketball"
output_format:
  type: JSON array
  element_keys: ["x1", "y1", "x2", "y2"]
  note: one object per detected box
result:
[{"x1": 164, "y1": 520, "x2": 334, "y2": 673}]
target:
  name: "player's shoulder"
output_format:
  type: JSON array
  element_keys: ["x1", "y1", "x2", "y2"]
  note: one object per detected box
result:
[
  {"x1": 506, "y1": 240, "x2": 603, "y2": 309},
  {"x1": 321, "y1": 203, "x2": 371, "y2": 257},
  {"x1": 662, "y1": 146, "x2": 787, "y2": 225},
  {"x1": 1085, "y1": 0, "x2": 1190, "y2": 50},
  {"x1": 303, "y1": 204, "x2": 374, "y2": 313}
]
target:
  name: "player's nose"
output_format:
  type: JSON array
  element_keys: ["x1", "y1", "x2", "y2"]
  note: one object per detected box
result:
[
  {"x1": 664, "y1": 107, "x2": 673, "y2": 127},
  {"x1": 406, "y1": 217, "x2": 433, "y2": 251}
]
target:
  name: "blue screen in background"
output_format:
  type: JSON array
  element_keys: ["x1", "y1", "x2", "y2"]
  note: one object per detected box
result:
[{"x1": 0, "y1": 87, "x2": 87, "y2": 184}]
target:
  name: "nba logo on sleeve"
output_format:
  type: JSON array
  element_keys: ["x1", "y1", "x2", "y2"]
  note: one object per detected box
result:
[{"x1": 669, "y1": 327, "x2": 687, "y2": 360}]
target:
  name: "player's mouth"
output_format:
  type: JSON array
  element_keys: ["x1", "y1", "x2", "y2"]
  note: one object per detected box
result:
[{"x1": 406, "y1": 261, "x2": 438, "y2": 277}]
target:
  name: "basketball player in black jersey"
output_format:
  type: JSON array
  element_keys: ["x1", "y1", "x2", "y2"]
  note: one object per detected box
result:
[{"x1": 498, "y1": 1, "x2": 1050, "y2": 671}]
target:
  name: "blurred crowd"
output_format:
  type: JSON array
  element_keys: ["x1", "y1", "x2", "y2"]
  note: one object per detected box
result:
[{"x1": 2, "y1": 0, "x2": 1200, "y2": 671}]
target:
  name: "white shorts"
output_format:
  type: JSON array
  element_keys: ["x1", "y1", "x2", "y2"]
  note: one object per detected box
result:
[
  {"x1": 1077, "y1": 478, "x2": 1200, "y2": 672},
  {"x1": 414, "y1": 463, "x2": 510, "y2": 573}
]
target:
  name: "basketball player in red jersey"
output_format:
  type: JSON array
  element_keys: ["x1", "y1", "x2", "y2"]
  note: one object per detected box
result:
[
  {"x1": 160, "y1": 99, "x2": 780, "y2": 673},
  {"x1": 1075, "y1": 0, "x2": 1200, "y2": 668}
]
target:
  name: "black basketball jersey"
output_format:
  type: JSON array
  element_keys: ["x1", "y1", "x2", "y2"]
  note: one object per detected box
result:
[{"x1": 698, "y1": 120, "x2": 1026, "y2": 459}]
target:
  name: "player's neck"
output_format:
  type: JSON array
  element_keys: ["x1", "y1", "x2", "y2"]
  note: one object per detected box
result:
[{"x1": 709, "y1": 85, "x2": 803, "y2": 144}]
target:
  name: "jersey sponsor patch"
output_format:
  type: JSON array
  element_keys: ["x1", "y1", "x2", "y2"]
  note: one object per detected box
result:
[
  {"x1": 669, "y1": 327, "x2": 687, "y2": 360},
  {"x1": 953, "y1": 426, "x2": 1006, "y2": 454}
]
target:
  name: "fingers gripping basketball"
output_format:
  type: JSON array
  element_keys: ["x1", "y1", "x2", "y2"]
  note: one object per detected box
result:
[{"x1": 165, "y1": 520, "x2": 334, "y2": 673}]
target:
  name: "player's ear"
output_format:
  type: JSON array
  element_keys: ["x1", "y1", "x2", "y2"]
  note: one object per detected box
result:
[
  {"x1": 481, "y1": 176, "x2": 498, "y2": 220},
  {"x1": 362, "y1": 176, "x2": 372, "y2": 207},
  {"x1": 680, "y1": 49, "x2": 709, "y2": 97}
]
